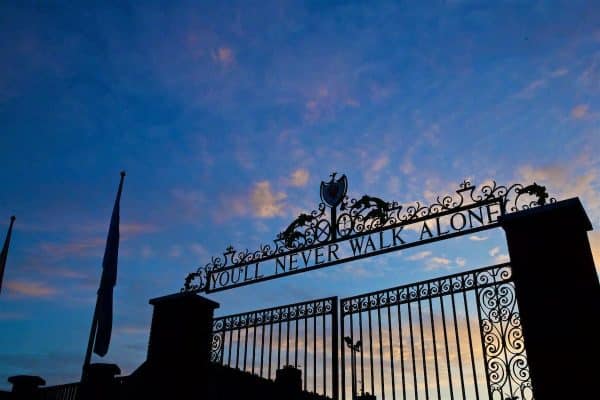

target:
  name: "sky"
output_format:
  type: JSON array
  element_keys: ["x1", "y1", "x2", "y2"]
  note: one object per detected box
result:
[{"x1": 1, "y1": 0, "x2": 599, "y2": 389}]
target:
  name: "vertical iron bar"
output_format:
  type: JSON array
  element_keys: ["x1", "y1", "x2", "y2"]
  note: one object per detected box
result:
[
  {"x1": 387, "y1": 301, "x2": 396, "y2": 400},
  {"x1": 418, "y1": 292, "x2": 429, "y2": 400},
  {"x1": 428, "y1": 284, "x2": 441, "y2": 400},
  {"x1": 260, "y1": 322, "x2": 265, "y2": 377},
  {"x1": 252, "y1": 313, "x2": 257, "y2": 375},
  {"x1": 268, "y1": 316, "x2": 274, "y2": 380},
  {"x1": 350, "y1": 308, "x2": 355, "y2": 400},
  {"x1": 236, "y1": 322, "x2": 241, "y2": 370},
  {"x1": 359, "y1": 304, "x2": 365, "y2": 396},
  {"x1": 440, "y1": 285, "x2": 455, "y2": 400},
  {"x1": 367, "y1": 300, "x2": 375, "y2": 396},
  {"x1": 295, "y1": 316, "x2": 299, "y2": 368},
  {"x1": 377, "y1": 302, "x2": 385, "y2": 400},
  {"x1": 463, "y1": 287, "x2": 480, "y2": 400},
  {"x1": 450, "y1": 288, "x2": 467, "y2": 400},
  {"x1": 305, "y1": 310, "x2": 308, "y2": 392},
  {"x1": 323, "y1": 311, "x2": 327, "y2": 397},
  {"x1": 220, "y1": 331, "x2": 225, "y2": 365},
  {"x1": 408, "y1": 298, "x2": 418, "y2": 400},
  {"x1": 341, "y1": 308, "x2": 346, "y2": 400},
  {"x1": 314, "y1": 308, "x2": 317, "y2": 393},
  {"x1": 397, "y1": 292, "x2": 406, "y2": 400},
  {"x1": 287, "y1": 307, "x2": 291, "y2": 366},
  {"x1": 332, "y1": 297, "x2": 339, "y2": 400},
  {"x1": 243, "y1": 319, "x2": 249, "y2": 371},
  {"x1": 278, "y1": 318, "x2": 282, "y2": 370},
  {"x1": 228, "y1": 323, "x2": 234, "y2": 367}
]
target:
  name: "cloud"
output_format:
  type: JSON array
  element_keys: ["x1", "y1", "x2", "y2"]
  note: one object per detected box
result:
[
  {"x1": 455, "y1": 257, "x2": 466, "y2": 267},
  {"x1": 289, "y1": 168, "x2": 310, "y2": 187},
  {"x1": 489, "y1": 247, "x2": 500, "y2": 257},
  {"x1": 141, "y1": 245, "x2": 154, "y2": 259},
  {"x1": 169, "y1": 245, "x2": 182, "y2": 258},
  {"x1": 494, "y1": 253, "x2": 510, "y2": 263},
  {"x1": 213, "y1": 47, "x2": 234, "y2": 66},
  {"x1": 515, "y1": 79, "x2": 546, "y2": 98},
  {"x1": 424, "y1": 256, "x2": 453, "y2": 271},
  {"x1": 469, "y1": 235, "x2": 488, "y2": 241},
  {"x1": 39, "y1": 237, "x2": 105, "y2": 259},
  {"x1": 171, "y1": 188, "x2": 206, "y2": 218},
  {"x1": 190, "y1": 243, "x2": 207, "y2": 257},
  {"x1": 405, "y1": 251, "x2": 432, "y2": 261},
  {"x1": 431, "y1": 256, "x2": 451, "y2": 265},
  {"x1": 5, "y1": 280, "x2": 56, "y2": 297},
  {"x1": 250, "y1": 181, "x2": 287, "y2": 218},
  {"x1": 120, "y1": 223, "x2": 159, "y2": 236},
  {"x1": 550, "y1": 68, "x2": 568, "y2": 77},
  {"x1": 571, "y1": 104, "x2": 589, "y2": 119},
  {"x1": 371, "y1": 154, "x2": 389, "y2": 173}
]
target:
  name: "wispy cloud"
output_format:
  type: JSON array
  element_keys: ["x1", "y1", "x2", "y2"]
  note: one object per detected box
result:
[
  {"x1": 289, "y1": 168, "x2": 310, "y2": 187},
  {"x1": 405, "y1": 251, "x2": 432, "y2": 261},
  {"x1": 120, "y1": 223, "x2": 159, "y2": 236},
  {"x1": 39, "y1": 237, "x2": 105, "y2": 259},
  {"x1": 5, "y1": 280, "x2": 56, "y2": 298},
  {"x1": 469, "y1": 235, "x2": 488, "y2": 241},
  {"x1": 371, "y1": 154, "x2": 389, "y2": 173},
  {"x1": 171, "y1": 188, "x2": 206, "y2": 218},
  {"x1": 212, "y1": 46, "x2": 234, "y2": 67},
  {"x1": 250, "y1": 181, "x2": 287, "y2": 218},
  {"x1": 489, "y1": 246, "x2": 500, "y2": 257},
  {"x1": 571, "y1": 104, "x2": 589, "y2": 119},
  {"x1": 515, "y1": 79, "x2": 546, "y2": 99}
]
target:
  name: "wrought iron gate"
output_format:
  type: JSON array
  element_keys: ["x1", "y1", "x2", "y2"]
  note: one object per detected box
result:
[
  {"x1": 340, "y1": 262, "x2": 533, "y2": 400},
  {"x1": 210, "y1": 296, "x2": 339, "y2": 398}
]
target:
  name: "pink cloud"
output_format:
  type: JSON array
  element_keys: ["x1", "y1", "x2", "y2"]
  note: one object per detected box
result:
[
  {"x1": 571, "y1": 104, "x2": 589, "y2": 119},
  {"x1": 213, "y1": 47, "x2": 234, "y2": 66},
  {"x1": 251, "y1": 181, "x2": 286, "y2": 218},
  {"x1": 120, "y1": 223, "x2": 159, "y2": 235},
  {"x1": 5, "y1": 280, "x2": 56, "y2": 297},
  {"x1": 39, "y1": 237, "x2": 105, "y2": 259},
  {"x1": 289, "y1": 168, "x2": 310, "y2": 187}
]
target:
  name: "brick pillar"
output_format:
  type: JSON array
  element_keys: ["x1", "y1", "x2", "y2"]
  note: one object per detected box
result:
[
  {"x1": 501, "y1": 198, "x2": 600, "y2": 399},
  {"x1": 143, "y1": 292, "x2": 219, "y2": 398}
]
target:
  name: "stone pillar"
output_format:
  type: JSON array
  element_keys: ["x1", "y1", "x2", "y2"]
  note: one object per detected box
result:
[
  {"x1": 501, "y1": 198, "x2": 600, "y2": 399},
  {"x1": 79, "y1": 363, "x2": 121, "y2": 400},
  {"x1": 7, "y1": 375, "x2": 45, "y2": 400},
  {"x1": 144, "y1": 292, "x2": 219, "y2": 398}
]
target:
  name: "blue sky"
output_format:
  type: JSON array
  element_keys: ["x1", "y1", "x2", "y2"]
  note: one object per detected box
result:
[{"x1": 1, "y1": 0, "x2": 599, "y2": 388}]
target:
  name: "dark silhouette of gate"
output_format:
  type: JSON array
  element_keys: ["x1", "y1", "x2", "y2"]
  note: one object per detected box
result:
[
  {"x1": 210, "y1": 296, "x2": 339, "y2": 398},
  {"x1": 8, "y1": 179, "x2": 596, "y2": 400},
  {"x1": 208, "y1": 261, "x2": 533, "y2": 400},
  {"x1": 340, "y1": 262, "x2": 530, "y2": 400}
]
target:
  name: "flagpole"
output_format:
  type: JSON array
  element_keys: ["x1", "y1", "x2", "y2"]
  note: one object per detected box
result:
[
  {"x1": 80, "y1": 171, "x2": 126, "y2": 383},
  {"x1": 0, "y1": 215, "x2": 16, "y2": 295},
  {"x1": 81, "y1": 301, "x2": 99, "y2": 381}
]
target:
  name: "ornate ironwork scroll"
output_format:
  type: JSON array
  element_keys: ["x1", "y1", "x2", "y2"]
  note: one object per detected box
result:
[
  {"x1": 183, "y1": 177, "x2": 555, "y2": 292},
  {"x1": 477, "y1": 268, "x2": 534, "y2": 400}
]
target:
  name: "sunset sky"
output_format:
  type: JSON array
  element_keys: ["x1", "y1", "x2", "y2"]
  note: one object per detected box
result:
[{"x1": 1, "y1": 0, "x2": 599, "y2": 388}]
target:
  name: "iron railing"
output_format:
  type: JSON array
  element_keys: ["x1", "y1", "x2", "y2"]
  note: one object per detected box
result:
[
  {"x1": 211, "y1": 296, "x2": 339, "y2": 399},
  {"x1": 340, "y1": 263, "x2": 533, "y2": 400}
]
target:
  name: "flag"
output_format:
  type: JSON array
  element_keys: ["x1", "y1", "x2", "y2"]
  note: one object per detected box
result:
[
  {"x1": 0, "y1": 216, "x2": 16, "y2": 295},
  {"x1": 93, "y1": 172, "x2": 125, "y2": 356}
]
